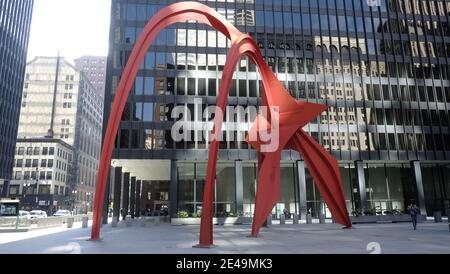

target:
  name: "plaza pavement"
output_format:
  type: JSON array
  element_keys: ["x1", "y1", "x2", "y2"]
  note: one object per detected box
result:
[{"x1": 0, "y1": 219, "x2": 449, "y2": 254}]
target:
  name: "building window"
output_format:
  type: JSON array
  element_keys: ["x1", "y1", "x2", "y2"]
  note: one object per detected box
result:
[
  {"x1": 49, "y1": 147, "x2": 55, "y2": 155},
  {"x1": 14, "y1": 172, "x2": 22, "y2": 180},
  {"x1": 33, "y1": 147, "x2": 40, "y2": 155},
  {"x1": 26, "y1": 147, "x2": 33, "y2": 155},
  {"x1": 42, "y1": 147, "x2": 48, "y2": 155},
  {"x1": 16, "y1": 159, "x2": 23, "y2": 167},
  {"x1": 17, "y1": 147, "x2": 25, "y2": 155},
  {"x1": 46, "y1": 172, "x2": 53, "y2": 180}
]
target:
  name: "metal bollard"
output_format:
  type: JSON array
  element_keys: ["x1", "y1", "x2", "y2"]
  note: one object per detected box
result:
[
  {"x1": 140, "y1": 217, "x2": 146, "y2": 227},
  {"x1": 434, "y1": 211, "x2": 442, "y2": 223},
  {"x1": 111, "y1": 218, "x2": 118, "y2": 228},
  {"x1": 280, "y1": 214, "x2": 286, "y2": 225},
  {"x1": 126, "y1": 216, "x2": 132, "y2": 227},
  {"x1": 447, "y1": 209, "x2": 450, "y2": 230},
  {"x1": 306, "y1": 214, "x2": 312, "y2": 224},
  {"x1": 319, "y1": 214, "x2": 325, "y2": 224},
  {"x1": 67, "y1": 217, "x2": 74, "y2": 229},
  {"x1": 293, "y1": 213, "x2": 299, "y2": 224},
  {"x1": 82, "y1": 217, "x2": 89, "y2": 228},
  {"x1": 266, "y1": 214, "x2": 273, "y2": 226}
]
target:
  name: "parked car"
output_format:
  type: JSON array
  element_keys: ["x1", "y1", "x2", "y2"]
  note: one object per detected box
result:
[
  {"x1": 53, "y1": 210, "x2": 71, "y2": 217},
  {"x1": 29, "y1": 210, "x2": 47, "y2": 219},
  {"x1": 19, "y1": 210, "x2": 31, "y2": 220}
]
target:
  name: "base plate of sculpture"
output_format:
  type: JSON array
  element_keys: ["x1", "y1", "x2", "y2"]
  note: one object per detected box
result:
[{"x1": 193, "y1": 244, "x2": 216, "y2": 249}]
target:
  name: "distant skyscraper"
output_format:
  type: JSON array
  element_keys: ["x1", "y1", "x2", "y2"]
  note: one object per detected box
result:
[
  {"x1": 0, "y1": 0, "x2": 34, "y2": 196},
  {"x1": 74, "y1": 56, "x2": 107, "y2": 98},
  {"x1": 15, "y1": 56, "x2": 104, "y2": 213}
]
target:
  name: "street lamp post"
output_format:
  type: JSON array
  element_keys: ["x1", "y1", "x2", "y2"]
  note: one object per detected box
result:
[
  {"x1": 86, "y1": 192, "x2": 92, "y2": 213},
  {"x1": 23, "y1": 181, "x2": 31, "y2": 210},
  {"x1": 71, "y1": 190, "x2": 77, "y2": 215},
  {"x1": 35, "y1": 167, "x2": 39, "y2": 208}
]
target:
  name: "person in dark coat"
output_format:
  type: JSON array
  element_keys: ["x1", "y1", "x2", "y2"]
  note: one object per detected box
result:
[
  {"x1": 407, "y1": 202, "x2": 419, "y2": 230},
  {"x1": 120, "y1": 208, "x2": 127, "y2": 221}
]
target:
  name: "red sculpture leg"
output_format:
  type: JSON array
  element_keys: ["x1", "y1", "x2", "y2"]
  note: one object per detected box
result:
[
  {"x1": 251, "y1": 150, "x2": 282, "y2": 236},
  {"x1": 292, "y1": 130, "x2": 352, "y2": 227},
  {"x1": 198, "y1": 38, "x2": 243, "y2": 247},
  {"x1": 198, "y1": 35, "x2": 264, "y2": 246}
]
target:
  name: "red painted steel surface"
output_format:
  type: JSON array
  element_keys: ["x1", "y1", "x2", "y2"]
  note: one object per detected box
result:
[{"x1": 91, "y1": 1, "x2": 352, "y2": 246}]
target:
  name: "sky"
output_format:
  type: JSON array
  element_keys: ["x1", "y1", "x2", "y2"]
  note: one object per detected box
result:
[{"x1": 27, "y1": 0, "x2": 111, "y2": 63}]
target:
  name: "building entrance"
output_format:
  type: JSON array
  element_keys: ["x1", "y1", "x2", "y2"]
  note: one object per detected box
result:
[{"x1": 140, "y1": 181, "x2": 170, "y2": 217}]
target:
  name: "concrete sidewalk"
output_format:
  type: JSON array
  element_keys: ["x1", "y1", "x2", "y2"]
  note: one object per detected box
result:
[{"x1": 0, "y1": 220, "x2": 449, "y2": 254}]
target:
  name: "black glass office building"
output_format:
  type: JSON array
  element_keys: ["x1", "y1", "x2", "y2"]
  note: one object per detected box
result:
[
  {"x1": 105, "y1": 0, "x2": 450, "y2": 220},
  {"x1": 0, "y1": 0, "x2": 34, "y2": 193}
]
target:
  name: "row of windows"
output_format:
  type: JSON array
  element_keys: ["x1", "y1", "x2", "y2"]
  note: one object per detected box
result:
[
  {"x1": 16, "y1": 146, "x2": 72, "y2": 160},
  {"x1": 17, "y1": 147, "x2": 55, "y2": 156},
  {"x1": 122, "y1": 99, "x2": 450, "y2": 128},
  {"x1": 119, "y1": 3, "x2": 450, "y2": 37},
  {"x1": 369, "y1": 109, "x2": 450, "y2": 127},
  {"x1": 14, "y1": 158, "x2": 69, "y2": 172},
  {"x1": 115, "y1": 49, "x2": 450, "y2": 83},
  {"x1": 126, "y1": 75, "x2": 450, "y2": 104},
  {"x1": 119, "y1": 1, "x2": 450, "y2": 21},
  {"x1": 8, "y1": 185, "x2": 68, "y2": 196},
  {"x1": 116, "y1": 127, "x2": 450, "y2": 152},
  {"x1": 14, "y1": 171, "x2": 53, "y2": 181},
  {"x1": 15, "y1": 159, "x2": 54, "y2": 169},
  {"x1": 122, "y1": 25, "x2": 450, "y2": 54}
]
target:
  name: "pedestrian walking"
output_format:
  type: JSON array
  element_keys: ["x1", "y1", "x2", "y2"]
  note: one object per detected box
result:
[
  {"x1": 120, "y1": 208, "x2": 127, "y2": 221},
  {"x1": 407, "y1": 202, "x2": 419, "y2": 230}
]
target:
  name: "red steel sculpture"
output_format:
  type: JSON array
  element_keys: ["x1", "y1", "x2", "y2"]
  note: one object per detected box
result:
[{"x1": 91, "y1": 1, "x2": 352, "y2": 245}]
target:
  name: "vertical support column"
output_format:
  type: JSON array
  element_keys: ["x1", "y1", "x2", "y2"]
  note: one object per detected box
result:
[
  {"x1": 1, "y1": 180, "x2": 9, "y2": 198},
  {"x1": 122, "y1": 172, "x2": 130, "y2": 218},
  {"x1": 355, "y1": 161, "x2": 367, "y2": 212},
  {"x1": 235, "y1": 160, "x2": 244, "y2": 215},
  {"x1": 135, "y1": 180, "x2": 142, "y2": 218},
  {"x1": 112, "y1": 167, "x2": 122, "y2": 222},
  {"x1": 102, "y1": 174, "x2": 111, "y2": 224},
  {"x1": 412, "y1": 161, "x2": 427, "y2": 215},
  {"x1": 169, "y1": 160, "x2": 178, "y2": 218},
  {"x1": 130, "y1": 177, "x2": 136, "y2": 218},
  {"x1": 296, "y1": 161, "x2": 307, "y2": 220}
]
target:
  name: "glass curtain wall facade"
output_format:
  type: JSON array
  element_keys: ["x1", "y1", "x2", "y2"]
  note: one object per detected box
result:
[
  {"x1": 106, "y1": 0, "x2": 450, "y2": 219},
  {"x1": 0, "y1": 0, "x2": 34, "y2": 188}
]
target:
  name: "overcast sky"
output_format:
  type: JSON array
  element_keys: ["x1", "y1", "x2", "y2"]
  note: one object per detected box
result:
[{"x1": 27, "y1": 0, "x2": 111, "y2": 63}]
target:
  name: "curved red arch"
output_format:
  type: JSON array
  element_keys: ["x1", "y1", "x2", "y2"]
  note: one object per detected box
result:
[
  {"x1": 91, "y1": 1, "x2": 351, "y2": 245},
  {"x1": 91, "y1": 1, "x2": 243, "y2": 241}
]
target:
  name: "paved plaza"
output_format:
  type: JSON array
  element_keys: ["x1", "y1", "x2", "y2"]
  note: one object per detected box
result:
[{"x1": 0, "y1": 220, "x2": 449, "y2": 254}]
